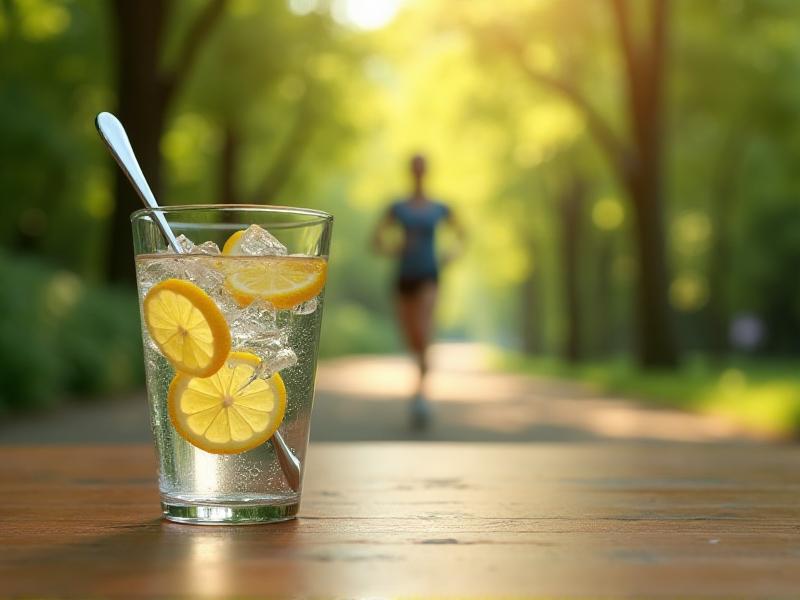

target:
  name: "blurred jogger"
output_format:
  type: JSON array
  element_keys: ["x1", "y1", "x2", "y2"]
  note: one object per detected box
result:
[{"x1": 372, "y1": 154, "x2": 465, "y2": 426}]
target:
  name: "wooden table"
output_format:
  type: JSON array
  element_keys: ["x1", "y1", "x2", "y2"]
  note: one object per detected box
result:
[{"x1": 2, "y1": 443, "x2": 800, "y2": 597}]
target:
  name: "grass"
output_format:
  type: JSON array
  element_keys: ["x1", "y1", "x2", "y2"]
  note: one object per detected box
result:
[{"x1": 499, "y1": 352, "x2": 800, "y2": 438}]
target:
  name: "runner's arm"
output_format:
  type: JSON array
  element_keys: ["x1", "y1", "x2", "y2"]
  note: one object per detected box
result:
[
  {"x1": 371, "y1": 208, "x2": 400, "y2": 257},
  {"x1": 441, "y1": 208, "x2": 467, "y2": 264}
]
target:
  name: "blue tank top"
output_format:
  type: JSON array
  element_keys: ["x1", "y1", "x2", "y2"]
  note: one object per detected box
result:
[{"x1": 390, "y1": 199, "x2": 450, "y2": 279}]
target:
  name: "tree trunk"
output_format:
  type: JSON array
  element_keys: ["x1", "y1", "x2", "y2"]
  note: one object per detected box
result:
[
  {"x1": 592, "y1": 233, "x2": 615, "y2": 357},
  {"x1": 707, "y1": 216, "x2": 730, "y2": 356},
  {"x1": 108, "y1": 1, "x2": 169, "y2": 284},
  {"x1": 619, "y1": 0, "x2": 678, "y2": 368},
  {"x1": 561, "y1": 177, "x2": 584, "y2": 363},
  {"x1": 520, "y1": 237, "x2": 543, "y2": 354},
  {"x1": 107, "y1": 0, "x2": 227, "y2": 283},
  {"x1": 626, "y1": 171, "x2": 676, "y2": 367}
]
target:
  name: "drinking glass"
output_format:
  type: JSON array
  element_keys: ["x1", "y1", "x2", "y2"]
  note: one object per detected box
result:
[{"x1": 131, "y1": 205, "x2": 332, "y2": 524}]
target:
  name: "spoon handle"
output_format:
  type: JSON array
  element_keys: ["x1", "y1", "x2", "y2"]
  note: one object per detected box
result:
[
  {"x1": 272, "y1": 429, "x2": 302, "y2": 491},
  {"x1": 95, "y1": 112, "x2": 182, "y2": 253}
]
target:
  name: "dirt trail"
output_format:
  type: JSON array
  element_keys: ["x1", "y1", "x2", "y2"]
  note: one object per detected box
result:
[{"x1": 0, "y1": 343, "x2": 771, "y2": 444}]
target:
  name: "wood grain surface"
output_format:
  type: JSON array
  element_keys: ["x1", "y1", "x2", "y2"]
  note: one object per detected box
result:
[{"x1": 1, "y1": 443, "x2": 800, "y2": 597}]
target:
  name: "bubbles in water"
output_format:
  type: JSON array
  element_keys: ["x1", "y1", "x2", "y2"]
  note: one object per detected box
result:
[
  {"x1": 238, "y1": 224, "x2": 288, "y2": 256},
  {"x1": 144, "y1": 351, "x2": 161, "y2": 375},
  {"x1": 144, "y1": 332, "x2": 162, "y2": 356},
  {"x1": 292, "y1": 297, "x2": 318, "y2": 315}
]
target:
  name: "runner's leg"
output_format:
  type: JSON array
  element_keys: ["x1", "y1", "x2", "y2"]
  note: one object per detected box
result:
[{"x1": 415, "y1": 281, "x2": 438, "y2": 386}]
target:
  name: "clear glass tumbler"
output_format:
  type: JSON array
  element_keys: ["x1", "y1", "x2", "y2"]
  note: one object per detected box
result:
[{"x1": 131, "y1": 205, "x2": 332, "y2": 524}]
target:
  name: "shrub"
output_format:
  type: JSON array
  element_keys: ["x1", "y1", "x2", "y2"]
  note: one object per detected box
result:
[
  {"x1": 55, "y1": 283, "x2": 143, "y2": 396},
  {"x1": 0, "y1": 252, "x2": 143, "y2": 412}
]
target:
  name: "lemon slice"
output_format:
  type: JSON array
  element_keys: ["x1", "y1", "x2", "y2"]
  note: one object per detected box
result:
[
  {"x1": 168, "y1": 352, "x2": 287, "y2": 454},
  {"x1": 143, "y1": 278, "x2": 231, "y2": 377},
  {"x1": 225, "y1": 257, "x2": 327, "y2": 309},
  {"x1": 222, "y1": 229, "x2": 245, "y2": 255}
]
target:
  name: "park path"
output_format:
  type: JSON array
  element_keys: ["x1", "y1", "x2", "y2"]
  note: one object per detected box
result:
[{"x1": 0, "y1": 343, "x2": 773, "y2": 444}]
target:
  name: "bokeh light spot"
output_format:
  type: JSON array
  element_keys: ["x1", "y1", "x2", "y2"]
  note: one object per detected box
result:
[
  {"x1": 672, "y1": 211, "x2": 712, "y2": 256},
  {"x1": 18, "y1": 0, "x2": 70, "y2": 40},
  {"x1": 288, "y1": 0, "x2": 319, "y2": 16},
  {"x1": 592, "y1": 197, "x2": 625, "y2": 230},
  {"x1": 669, "y1": 273, "x2": 709, "y2": 312},
  {"x1": 84, "y1": 175, "x2": 113, "y2": 219},
  {"x1": 331, "y1": 0, "x2": 403, "y2": 30},
  {"x1": 46, "y1": 271, "x2": 82, "y2": 318},
  {"x1": 162, "y1": 114, "x2": 216, "y2": 184}
]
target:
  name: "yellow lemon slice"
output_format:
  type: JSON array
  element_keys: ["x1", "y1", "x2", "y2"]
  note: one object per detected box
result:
[
  {"x1": 225, "y1": 257, "x2": 328, "y2": 309},
  {"x1": 222, "y1": 229, "x2": 245, "y2": 255},
  {"x1": 168, "y1": 352, "x2": 287, "y2": 454},
  {"x1": 143, "y1": 278, "x2": 231, "y2": 378}
]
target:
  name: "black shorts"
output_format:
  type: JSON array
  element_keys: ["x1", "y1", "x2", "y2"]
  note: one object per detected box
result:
[{"x1": 396, "y1": 274, "x2": 438, "y2": 296}]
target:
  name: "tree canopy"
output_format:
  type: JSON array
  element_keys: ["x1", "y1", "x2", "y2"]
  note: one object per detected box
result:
[{"x1": 3, "y1": 0, "x2": 800, "y2": 367}]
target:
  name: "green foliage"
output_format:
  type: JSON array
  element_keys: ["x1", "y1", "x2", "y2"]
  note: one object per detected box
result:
[
  {"x1": 56, "y1": 286, "x2": 144, "y2": 396},
  {"x1": 0, "y1": 254, "x2": 62, "y2": 409},
  {"x1": 501, "y1": 352, "x2": 800, "y2": 437},
  {"x1": 735, "y1": 200, "x2": 800, "y2": 353},
  {"x1": 164, "y1": 2, "x2": 368, "y2": 206},
  {"x1": 0, "y1": 252, "x2": 142, "y2": 411},
  {"x1": 0, "y1": 1, "x2": 111, "y2": 277},
  {"x1": 320, "y1": 303, "x2": 399, "y2": 358}
]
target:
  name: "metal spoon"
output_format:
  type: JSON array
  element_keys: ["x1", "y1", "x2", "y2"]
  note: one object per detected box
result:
[{"x1": 95, "y1": 111, "x2": 302, "y2": 492}]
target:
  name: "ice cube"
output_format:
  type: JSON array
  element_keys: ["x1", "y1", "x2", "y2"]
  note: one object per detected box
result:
[
  {"x1": 151, "y1": 255, "x2": 224, "y2": 294},
  {"x1": 292, "y1": 297, "x2": 318, "y2": 315},
  {"x1": 230, "y1": 299, "x2": 278, "y2": 347},
  {"x1": 213, "y1": 286, "x2": 244, "y2": 316},
  {"x1": 137, "y1": 256, "x2": 187, "y2": 294},
  {"x1": 238, "y1": 224, "x2": 287, "y2": 256},
  {"x1": 163, "y1": 235, "x2": 220, "y2": 255},
  {"x1": 195, "y1": 240, "x2": 221, "y2": 255},
  {"x1": 263, "y1": 331, "x2": 290, "y2": 355},
  {"x1": 185, "y1": 260, "x2": 225, "y2": 293},
  {"x1": 138, "y1": 238, "x2": 226, "y2": 298},
  {"x1": 235, "y1": 346, "x2": 297, "y2": 394},
  {"x1": 256, "y1": 347, "x2": 298, "y2": 379},
  {"x1": 172, "y1": 234, "x2": 196, "y2": 254}
]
